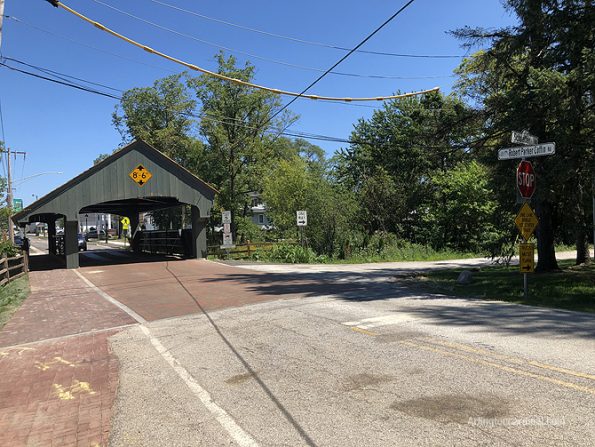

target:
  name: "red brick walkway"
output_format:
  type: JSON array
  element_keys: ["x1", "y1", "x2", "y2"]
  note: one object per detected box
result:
[{"x1": 0, "y1": 269, "x2": 136, "y2": 447}]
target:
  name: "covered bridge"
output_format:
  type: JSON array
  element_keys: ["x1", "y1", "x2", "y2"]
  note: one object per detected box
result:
[{"x1": 12, "y1": 140, "x2": 217, "y2": 268}]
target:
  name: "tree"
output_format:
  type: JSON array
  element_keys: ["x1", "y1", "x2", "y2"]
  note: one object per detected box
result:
[
  {"x1": 262, "y1": 155, "x2": 358, "y2": 257},
  {"x1": 454, "y1": 0, "x2": 594, "y2": 268},
  {"x1": 113, "y1": 73, "x2": 204, "y2": 172},
  {"x1": 421, "y1": 160, "x2": 500, "y2": 252},
  {"x1": 335, "y1": 91, "x2": 480, "y2": 241},
  {"x1": 187, "y1": 53, "x2": 295, "y2": 236}
]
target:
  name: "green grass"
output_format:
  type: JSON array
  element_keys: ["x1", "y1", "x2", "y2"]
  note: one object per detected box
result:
[
  {"x1": 0, "y1": 276, "x2": 31, "y2": 329},
  {"x1": 412, "y1": 260, "x2": 595, "y2": 313},
  {"x1": 328, "y1": 249, "x2": 480, "y2": 264}
]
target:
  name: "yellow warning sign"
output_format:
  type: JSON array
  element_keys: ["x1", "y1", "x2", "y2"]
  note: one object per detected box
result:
[
  {"x1": 519, "y1": 243, "x2": 535, "y2": 273},
  {"x1": 121, "y1": 217, "x2": 130, "y2": 230},
  {"x1": 129, "y1": 164, "x2": 152, "y2": 187},
  {"x1": 514, "y1": 203, "x2": 538, "y2": 240}
]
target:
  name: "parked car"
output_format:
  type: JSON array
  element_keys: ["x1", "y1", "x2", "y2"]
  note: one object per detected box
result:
[
  {"x1": 85, "y1": 229, "x2": 106, "y2": 240},
  {"x1": 78, "y1": 234, "x2": 87, "y2": 251},
  {"x1": 14, "y1": 235, "x2": 24, "y2": 248}
]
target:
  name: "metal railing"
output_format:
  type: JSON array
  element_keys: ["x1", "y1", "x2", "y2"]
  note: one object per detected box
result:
[
  {"x1": 0, "y1": 251, "x2": 29, "y2": 286},
  {"x1": 137, "y1": 230, "x2": 188, "y2": 256}
]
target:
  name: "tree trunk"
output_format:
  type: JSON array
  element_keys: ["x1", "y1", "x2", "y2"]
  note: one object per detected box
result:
[
  {"x1": 575, "y1": 225, "x2": 590, "y2": 265},
  {"x1": 534, "y1": 199, "x2": 559, "y2": 272}
]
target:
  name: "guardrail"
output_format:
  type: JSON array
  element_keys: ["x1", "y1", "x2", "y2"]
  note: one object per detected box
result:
[{"x1": 0, "y1": 252, "x2": 29, "y2": 287}]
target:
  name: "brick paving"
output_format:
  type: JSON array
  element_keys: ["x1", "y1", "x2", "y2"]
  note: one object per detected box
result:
[
  {"x1": 0, "y1": 269, "x2": 136, "y2": 348},
  {"x1": 0, "y1": 331, "x2": 120, "y2": 447},
  {"x1": 0, "y1": 268, "x2": 136, "y2": 447},
  {"x1": 78, "y1": 259, "x2": 314, "y2": 321}
]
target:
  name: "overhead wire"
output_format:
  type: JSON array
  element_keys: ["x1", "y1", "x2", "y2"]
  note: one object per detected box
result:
[
  {"x1": 3, "y1": 15, "x2": 179, "y2": 75},
  {"x1": 149, "y1": 0, "x2": 464, "y2": 59},
  {"x1": 265, "y1": 0, "x2": 418, "y2": 135},
  {"x1": 1, "y1": 57, "x2": 484, "y2": 158},
  {"x1": 90, "y1": 0, "x2": 453, "y2": 81},
  {"x1": 44, "y1": 0, "x2": 440, "y2": 102}
]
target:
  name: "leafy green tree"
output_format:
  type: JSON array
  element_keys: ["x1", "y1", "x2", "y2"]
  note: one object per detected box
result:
[
  {"x1": 113, "y1": 73, "x2": 204, "y2": 172},
  {"x1": 454, "y1": 0, "x2": 594, "y2": 268},
  {"x1": 335, "y1": 91, "x2": 479, "y2": 241},
  {"x1": 187, "y1": 53, "x2": 295, "y2": 235},
  {"x1": 262, "y1": 155, "x2": 358, "y2": 257},
  {"x1": 421, "y1": 160, "x2": 500, "y2": 252}
]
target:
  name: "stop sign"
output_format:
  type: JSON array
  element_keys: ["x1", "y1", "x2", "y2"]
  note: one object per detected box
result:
[{"x1": 517, "y1": 160, "x2": 536, "y2": 199}]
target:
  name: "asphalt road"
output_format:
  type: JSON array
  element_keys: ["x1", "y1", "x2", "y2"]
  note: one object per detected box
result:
[{"x1": 24, "y1": 236, "x2": 595, "y2": 446}]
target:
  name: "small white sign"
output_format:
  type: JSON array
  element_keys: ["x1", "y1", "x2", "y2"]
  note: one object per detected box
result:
[
  {"x1": 223, "y1": 223, "x2": 231, "y2": 234},
  {"x1": 498, "y1": 143, "x2": 555, "y2": 160},
  {"x1": 297, "y1": 210, "x2": 307, "y2": 227},
  {"x1": 221, "y1": 232, "x2": 234, "y2": 248},
  {"x1": 222, "y1": 210, "x2": 231, "y2": 224},
  {"x1": 511, "y1": 130, "x2": 538, "y2": 146}
]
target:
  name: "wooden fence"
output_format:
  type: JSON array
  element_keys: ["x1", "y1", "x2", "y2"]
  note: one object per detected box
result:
[
  {"x1": 207, "y1": 242, "x2": 275, "y2": 259},
  {"x1": 0, "y1": 252, "x2": 29, "y2": 287}
]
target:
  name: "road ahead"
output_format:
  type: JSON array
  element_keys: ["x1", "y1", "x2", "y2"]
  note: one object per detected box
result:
[{"x1": 18, "y1": 237, "x2": 595, "y2": 446}]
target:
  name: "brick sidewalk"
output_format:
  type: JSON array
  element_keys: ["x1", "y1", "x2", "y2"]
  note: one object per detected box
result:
[
  {"x1": 0, "y1": 331, "x2": 119, "y2": 447},
  {"x1": 0, "y1": 269, "x2": 137, "y2": 446},
  {"x1": 0, "y1": 269, "x2": 135, "y2": 348}
]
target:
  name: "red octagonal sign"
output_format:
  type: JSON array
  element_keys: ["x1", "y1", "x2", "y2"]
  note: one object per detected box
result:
[{"x1": 517, "y1": 160, "x2": 536, "y2": 199}]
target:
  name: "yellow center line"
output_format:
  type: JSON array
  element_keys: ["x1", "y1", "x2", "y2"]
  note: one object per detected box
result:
[
  {"x1": 400, "y1": 340, "x2": 595, "y2": 396},
  {"x1": 350, "y1": 327, "x2": 378, "y2": 337},
  {"x1": 347, "y1": 324, "x2": 595, "y2": 391},
  {"x1": 528, "y1": 360, "x2": 595, "y2": 381}
]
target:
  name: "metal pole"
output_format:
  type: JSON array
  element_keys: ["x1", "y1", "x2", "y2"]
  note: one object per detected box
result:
[
  {"x1": 524, "y1": 272, "x2": 528, "y2": 299},
  {"x1": 592, "y1": 176, "x2": 595, "y2": 259}
]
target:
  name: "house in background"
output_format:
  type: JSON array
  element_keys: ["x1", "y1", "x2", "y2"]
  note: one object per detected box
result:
[{"x1": 248, "y1": 192, "x2": 272, "y2": 229}]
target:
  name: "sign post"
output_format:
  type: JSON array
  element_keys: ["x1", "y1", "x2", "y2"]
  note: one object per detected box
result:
[
  {"x1": 220, "y1": 211, "x2": 234, "y2": 255},
  {"x1": 296, "y1": 210, "x2": 307, "y2": 247},
  {"x1": 499, "y1": 131, "x2": 553, "y2": 299}
]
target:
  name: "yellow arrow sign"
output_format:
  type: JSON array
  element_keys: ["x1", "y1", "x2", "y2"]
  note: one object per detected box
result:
[
  {"x1": 514, "y1": 203, "x2": 538, "y2": 240},
  {"x1": 129, "y1": 164, "x2": 152, "y2": 187},
  {"x1": 519, "y1": 243, "x2": 535, "y2": 273}
]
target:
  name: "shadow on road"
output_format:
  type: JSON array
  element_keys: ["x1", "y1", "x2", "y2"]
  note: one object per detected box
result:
[{"x1": 197, "y1": 269, "x2": 595, "y2": 339}]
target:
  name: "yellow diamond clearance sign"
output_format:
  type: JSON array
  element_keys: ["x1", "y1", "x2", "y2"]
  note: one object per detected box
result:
[
  {"x1": 129, "y1": 164, "x2": 152, "y2": 187},
  {"x1": 514, "y1": 203, "x2": 538, "y2": 240}
]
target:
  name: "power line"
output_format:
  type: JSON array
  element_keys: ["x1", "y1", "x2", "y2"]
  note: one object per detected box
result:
[
  {"x1": 0, "y1": 61, "x2": 122, "y2": 99},
  {"x1": 2, "y1": 54, "x2": 474, "y2": 151},
  {"x1": 3, "y1": 56, "x2": 123, "y2": 92},
  {"x1": 45, "y1": 0, "x2": 439, "y2": 102},
  {"x1": 267, "y1": 0, "x2": 418, "y2": 129},
  {"x1": 149, "y1": 0, "x2": 464, "y2": 59},
  {"x1": 4, "y1": 15, "x2": 178, "y2": 75},
  {"x1": 89, "y1": 0, "x2": 452, "y2": 81}
]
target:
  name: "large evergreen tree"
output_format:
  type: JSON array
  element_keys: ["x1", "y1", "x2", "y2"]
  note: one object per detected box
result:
[{"x1": 454, "y1": 0, "x2": 594, "y2": 269}]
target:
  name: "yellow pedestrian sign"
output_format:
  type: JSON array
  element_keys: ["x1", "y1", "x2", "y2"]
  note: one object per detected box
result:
[
  {"x1": 519, "y1": 243, "x2": 535, "y2": 273},
  {"x1": 121, "y1": 217, "x2": 130, "y2": 230},
  {"x1": 129, "y1": 164, "x2": 152, "y2": 186},
  {"x1": 514, "y1": 203, "x2": 538, "y2": 240}
]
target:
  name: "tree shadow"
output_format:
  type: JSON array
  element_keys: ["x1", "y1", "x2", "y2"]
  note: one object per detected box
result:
[{"x1": 197, "y1": 269, "x2": 595, "y2": 339}]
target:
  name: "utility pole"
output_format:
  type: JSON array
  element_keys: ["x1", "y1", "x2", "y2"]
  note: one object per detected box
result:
[
  {"x1": 1, "y1": 147, "x2": 26, "y2": 243},
  {"x1": 0, "y1": 0, "x2": 5, "y2": 51}
]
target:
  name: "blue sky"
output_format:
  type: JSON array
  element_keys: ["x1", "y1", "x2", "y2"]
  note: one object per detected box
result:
[{"x1": 1, "y1": 0, "x2": 517, "y2": 206}]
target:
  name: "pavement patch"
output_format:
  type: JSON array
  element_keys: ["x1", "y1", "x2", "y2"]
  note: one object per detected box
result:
[{"x1": 390, "y1": 394, "x2": 511, "y2": 424}]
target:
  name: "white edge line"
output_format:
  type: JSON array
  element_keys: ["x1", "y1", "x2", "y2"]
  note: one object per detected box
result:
[
  {"x1": 73, "y1": 269, "x2": 147, "y2": 324},
  {"x1": 139, "y1": 325, "x2": 260, "y2": 447},
  {"x1": 74, "y1": 268, "x2": 259, "y2": 447}
]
